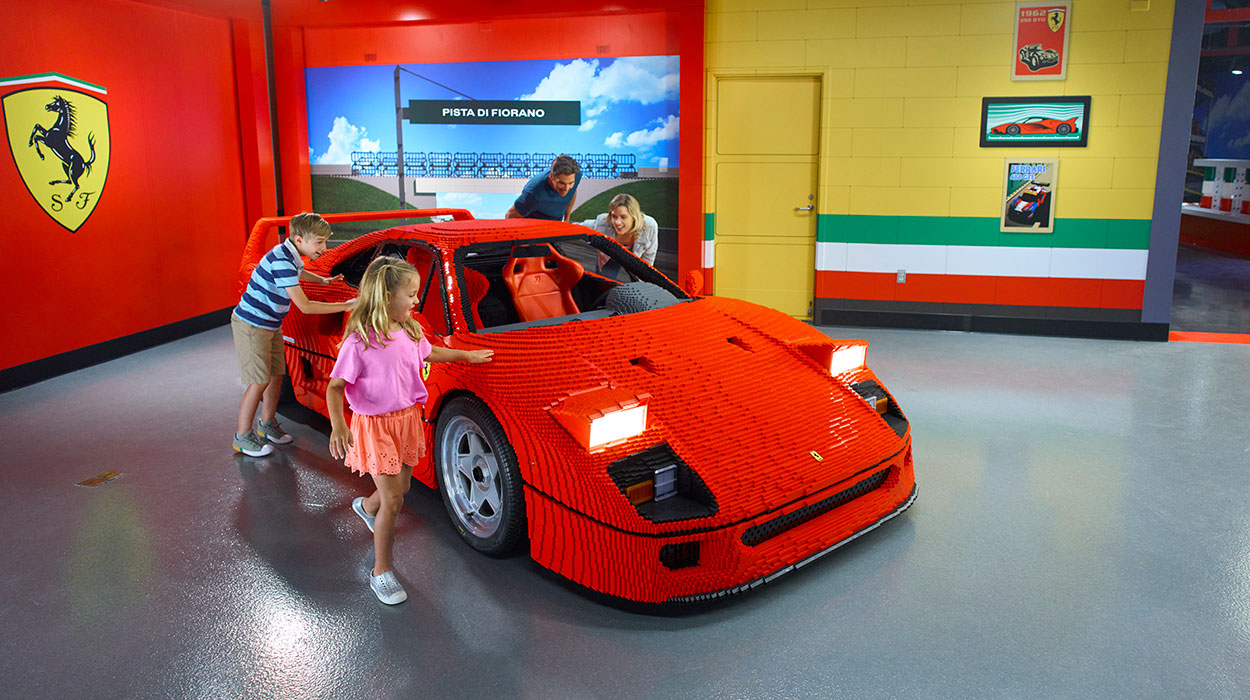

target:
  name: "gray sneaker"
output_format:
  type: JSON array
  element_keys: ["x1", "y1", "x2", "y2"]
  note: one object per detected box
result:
[
  {"x1": 369, "y1": 570, "x2": 407, "y2": 605},
  {"x1": 257, "y1": 419, "x2": 294, "y2": 445},
  {"x1": 233, "y1": 430, "x2": 274, "y2": 457}
]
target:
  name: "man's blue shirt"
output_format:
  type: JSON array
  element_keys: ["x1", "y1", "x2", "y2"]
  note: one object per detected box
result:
[{"x1": 513, "y1": 171, "x2": 581, "y2": 220}]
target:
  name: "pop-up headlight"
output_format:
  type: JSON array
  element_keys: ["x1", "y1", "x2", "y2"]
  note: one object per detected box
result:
[
  {"x1": 787, "y1": 338, "x2": 868, "y2": 376},
  {"x1": 829, "y1": 343, "x2": 867, "y2": 376},
  {"x1": 547, "y1": 386, "x2": 651, "y2": 452}
]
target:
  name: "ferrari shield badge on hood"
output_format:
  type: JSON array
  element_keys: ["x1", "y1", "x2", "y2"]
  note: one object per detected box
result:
[{"x1": 2, "y1": 73, "x2": 110, "y2": 232}]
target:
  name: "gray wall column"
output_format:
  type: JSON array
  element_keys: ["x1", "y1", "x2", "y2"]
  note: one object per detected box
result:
[{"x1": 1141, "y1": 0, "x2": 1205, "y2": 325}]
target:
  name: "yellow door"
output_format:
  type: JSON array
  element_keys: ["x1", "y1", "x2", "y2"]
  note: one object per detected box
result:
[{"x1": 713, "y1": 76, "x2": 820, "y2": 318}]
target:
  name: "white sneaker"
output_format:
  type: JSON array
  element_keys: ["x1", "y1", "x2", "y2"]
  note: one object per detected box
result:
[{"x1": 370, "y1": 570, "x2": 407, "y2": 605}]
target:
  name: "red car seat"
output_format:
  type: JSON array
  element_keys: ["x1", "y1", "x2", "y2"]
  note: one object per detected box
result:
[{"x1": 502, "y1": 244, "x2": 583, "y2": 322}]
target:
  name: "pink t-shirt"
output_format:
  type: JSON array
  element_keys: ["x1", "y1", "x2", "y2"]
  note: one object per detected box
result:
[{"x1": 331, "y1": 329, "x2": 433, "y2": 416}]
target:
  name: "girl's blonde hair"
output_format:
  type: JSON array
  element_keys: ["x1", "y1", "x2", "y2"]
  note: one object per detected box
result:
[
  {"x1": 608, "y1": 193, "x2": 645, "y2": 237},
  {"x1": 344, "y1": 255, "x2": 423, "y2": 349}
]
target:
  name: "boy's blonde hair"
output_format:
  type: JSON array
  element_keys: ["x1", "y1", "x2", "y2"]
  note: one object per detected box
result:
[
  {"x1": 344, "y1": 256, "x2": 423, "y2": 349},
  {"x1": 288, "y1": 212, "x2": 331, "y2": 240},
  {"x1": 608, "y1": 193, "x2": 645, "y2": 237}
]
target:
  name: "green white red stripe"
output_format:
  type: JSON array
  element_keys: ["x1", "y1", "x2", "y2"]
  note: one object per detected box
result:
[{"x1": 0, "y1": 73, "x2": 107, "y2": 95}]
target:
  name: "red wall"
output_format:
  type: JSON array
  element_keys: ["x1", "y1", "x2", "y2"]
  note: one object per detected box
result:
[
  {"x1": 0, "y1": 0, "x2": 255, "y2": 371},
  {"x1": 0, "y1": 0, "x2": 704, "y2": 373}
]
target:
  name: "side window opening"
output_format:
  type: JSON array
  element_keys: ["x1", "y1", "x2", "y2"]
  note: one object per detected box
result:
[
  {"x1": 329, "y1": 241, "x2": 451, "y2": 334},
  {"x1": 455, "y1": 235, "x2": 688, "y2": 332}
]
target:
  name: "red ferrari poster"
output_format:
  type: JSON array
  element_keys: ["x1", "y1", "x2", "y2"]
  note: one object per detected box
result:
[{"x1": 1012, "y1": 2, "x2": 1071, "y2": 81}]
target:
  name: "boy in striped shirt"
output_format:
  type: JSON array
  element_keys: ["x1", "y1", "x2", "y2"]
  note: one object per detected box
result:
[{"x1": 232, "y1": 213, "x2": 358, "y2": 456}]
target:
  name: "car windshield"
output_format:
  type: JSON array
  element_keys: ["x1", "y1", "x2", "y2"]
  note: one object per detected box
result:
[
  {"x1": 455, "y1": 233, "x2": 690, "y2": 332},
  {"x1": 1018, "y1": 192, "x2": 1037, "y2": 202}
]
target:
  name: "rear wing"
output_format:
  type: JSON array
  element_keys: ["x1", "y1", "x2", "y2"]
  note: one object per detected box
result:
[{"x1": 237, "y1": 209, "x2": 474, "y2": 294}]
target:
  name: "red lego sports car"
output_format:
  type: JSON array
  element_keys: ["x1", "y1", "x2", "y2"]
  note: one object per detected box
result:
[
  {"x1": 990, "y1": 116, "x2": 1078, "y2": 136},
  {"x1": 238, "y1": 209, "x2": 917, "y2": 604}
]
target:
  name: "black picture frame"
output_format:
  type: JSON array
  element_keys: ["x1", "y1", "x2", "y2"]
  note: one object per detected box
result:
[{"x1": 980, "y1": 95, "x2": 1091, "y2": 148}]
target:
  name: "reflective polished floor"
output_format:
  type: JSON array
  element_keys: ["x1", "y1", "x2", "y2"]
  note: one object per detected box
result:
[
  {"x1": 2, "y1": 324, "x2": 1249, "y2": 699},
  {"x1": 1171, "y1": 242, "x2": 1250, "y2": 333}
]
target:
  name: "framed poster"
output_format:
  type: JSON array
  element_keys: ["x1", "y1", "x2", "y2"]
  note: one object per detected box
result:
[
  {"x1": 980, "y1": 96, "x2": 1090, "y2": 147},
  {"x1": 1012, "y1": 1, "x2": 1071, "y2": 81},
  {"x1": 1001, "y1": 158, "x2": 1057, "y2": 233}
]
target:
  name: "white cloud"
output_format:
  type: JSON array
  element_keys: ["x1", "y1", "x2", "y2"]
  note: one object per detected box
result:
[
  {"x1": 522, "y1": 56, "x2": 680, "y2": 123},
  {"x1": 316, "y1": 116, "x2": 380, "y2": 165},
  {"x1": 1209, "y1": 81, "x2": 1250, "y2": 128},
  {"x1": 589, "y1": 56, "x2": 679, "y2": 105},
  {"x1": 605, "y1": 114, "x2": 679, "y2": 149},
  {"x1": 578, "y1": 119, "x2": 597, "y2": 132},
  {"x1": 520, "y1": 59, "x2": 599, "y2": 101}
]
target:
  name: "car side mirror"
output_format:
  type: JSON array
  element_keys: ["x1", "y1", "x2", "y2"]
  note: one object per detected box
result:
[{"x1": 683, "y1": 269, "x2": 704, "y2": 296}]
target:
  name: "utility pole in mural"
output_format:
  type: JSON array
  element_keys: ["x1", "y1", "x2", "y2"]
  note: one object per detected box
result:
[{"x1": 2, "y1": 73, "x2": 110, "y2": 232}]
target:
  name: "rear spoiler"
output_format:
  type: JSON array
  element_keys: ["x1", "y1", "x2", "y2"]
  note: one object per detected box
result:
[{"x1": 237, "y1": 209, "x2": 474, "y2": 294}]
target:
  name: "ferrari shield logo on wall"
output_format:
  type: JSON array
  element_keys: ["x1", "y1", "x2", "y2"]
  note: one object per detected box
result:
[
  {"x1": 2, "y1": 74, "x2": 110, "y2": 232},
  {"x1": 1047, "y1": 9, "x2": 1066, "y2": 33}
]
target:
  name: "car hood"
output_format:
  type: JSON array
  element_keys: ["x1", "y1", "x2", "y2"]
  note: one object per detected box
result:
[{"x1": 443, "y1": 296, "x2": 908, "y2": 532}]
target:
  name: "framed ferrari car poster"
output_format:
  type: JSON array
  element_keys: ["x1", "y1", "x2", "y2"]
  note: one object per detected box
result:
[
  {"x1": 1012, "y1": 1, "x2": 1070, "y2": 81},
  {"x1": 1001, "y1": 158, "x2": 1057, "y2": 233},
  {"x1": 980, "y1": 96, "x2": 1090, "y2": 147}
]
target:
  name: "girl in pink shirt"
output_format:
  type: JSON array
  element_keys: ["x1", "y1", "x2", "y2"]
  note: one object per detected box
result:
[{"x1": 327, "y1": 256, "x2": 492, "y2": 604}]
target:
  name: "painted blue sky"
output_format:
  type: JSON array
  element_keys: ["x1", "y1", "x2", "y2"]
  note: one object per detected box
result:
[
  {"x1": 1204, "y1": 73, "x2": 1250, "y2": 159},
  {"x1": 306, "y1": 56, "x2": 681, "y2": 168}
]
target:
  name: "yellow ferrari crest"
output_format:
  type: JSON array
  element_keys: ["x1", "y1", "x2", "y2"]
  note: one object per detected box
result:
[
  {"x1": 1047, "y1": 9, "x2": 1066, "y2": 33},
  {"x1": 3, "y1": 75, "x2": 110, "y2": 232}
]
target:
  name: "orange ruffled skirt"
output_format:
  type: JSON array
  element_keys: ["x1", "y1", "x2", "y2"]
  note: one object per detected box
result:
[{"x1": 345, "y1": 403, "x2": 426, "y2": 476}]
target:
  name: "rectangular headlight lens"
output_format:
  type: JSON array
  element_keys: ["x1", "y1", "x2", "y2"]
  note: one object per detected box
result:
[
  {"x1": 588, "y1": 404, "x2": 648, "y2": 450},
  {"x1": 830, "y1": 345, "x2": 867, "y2": 375}
]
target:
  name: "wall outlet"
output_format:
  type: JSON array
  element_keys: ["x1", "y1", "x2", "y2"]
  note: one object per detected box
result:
[{"x1": 896, "y1": 269, "x2": 906, "y2": 284}]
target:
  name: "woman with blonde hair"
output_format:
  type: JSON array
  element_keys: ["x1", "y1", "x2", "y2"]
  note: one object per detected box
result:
[{"x1": 580, "y1": 193, "x2": 658, "y2": 279}]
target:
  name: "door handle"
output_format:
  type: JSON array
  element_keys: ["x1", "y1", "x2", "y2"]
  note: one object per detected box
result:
[{"x1": 795, "y1": 205, "x2": 814, "y2": 211}]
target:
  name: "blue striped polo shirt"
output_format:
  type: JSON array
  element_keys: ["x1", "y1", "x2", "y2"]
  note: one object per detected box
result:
[{"x1": 233, "y1": 238, "x2": 304, "y2": 330}]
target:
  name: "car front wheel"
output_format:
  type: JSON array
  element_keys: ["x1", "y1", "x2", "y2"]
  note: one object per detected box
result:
[
  {"x1": 1006, "y1": 124, "x2": 1021, "y2": 135},
  {"x1": 435, "y1": 396, "x2": 526, "y2": 556}
]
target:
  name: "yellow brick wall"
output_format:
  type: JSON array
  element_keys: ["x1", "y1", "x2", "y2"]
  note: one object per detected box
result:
[{"x1": 705, "y1": 0, "x2": 1176, "y2": 220}]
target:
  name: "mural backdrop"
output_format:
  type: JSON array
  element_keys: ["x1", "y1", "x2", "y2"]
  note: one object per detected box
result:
[{"x1": 305, "y1": 56, "x2": 680, "y2": 235}]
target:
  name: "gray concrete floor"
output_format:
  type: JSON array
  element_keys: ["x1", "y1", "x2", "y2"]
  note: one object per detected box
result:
[{"x1": 2, "y1": 324, "x2": 1250, "y2": 699}]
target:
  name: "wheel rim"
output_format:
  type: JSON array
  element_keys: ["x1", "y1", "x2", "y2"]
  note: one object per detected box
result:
[{"x1": 439, "y1": 415, "x2": 503, "y2": 538}]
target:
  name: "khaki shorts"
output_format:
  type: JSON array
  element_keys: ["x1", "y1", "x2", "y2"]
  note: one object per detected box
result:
[{"x1": 232, "y1": 315, "x2": 286, "y2": 386}]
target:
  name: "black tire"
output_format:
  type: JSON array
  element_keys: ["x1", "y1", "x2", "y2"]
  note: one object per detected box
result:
[
  {"x1": 1056, "y1": 123, "x2": 1072, "y2": 135},
  {"x1": 434, "y1": 396, "x2": 526, "y2": 556},
  {"x1": 1006, "y1": 124, "x2": 1021, "y2": 136}
]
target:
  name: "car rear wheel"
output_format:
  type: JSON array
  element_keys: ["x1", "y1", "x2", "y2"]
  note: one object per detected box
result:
[
  {"x1": 1056, "y1": 123, "x2": 1072, "y2": 135},
  {"x1": 435, "y1": 396, "x2": 526, "y2": 556},
  {"x1": 1006, "y1": 124, "x2": 1021, "y2": 136}
]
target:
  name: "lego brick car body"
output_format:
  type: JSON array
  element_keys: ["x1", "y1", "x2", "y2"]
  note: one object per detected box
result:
[
  {"x1": 990, "y1": 116, "x2": 1079, "y2": 137},
  {"x1": 238, "y1": 210, "x2": 916, "y2": 604},
  {"x1": 1006, "y1": 184, "x2": 1051, "y2": 225}
]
